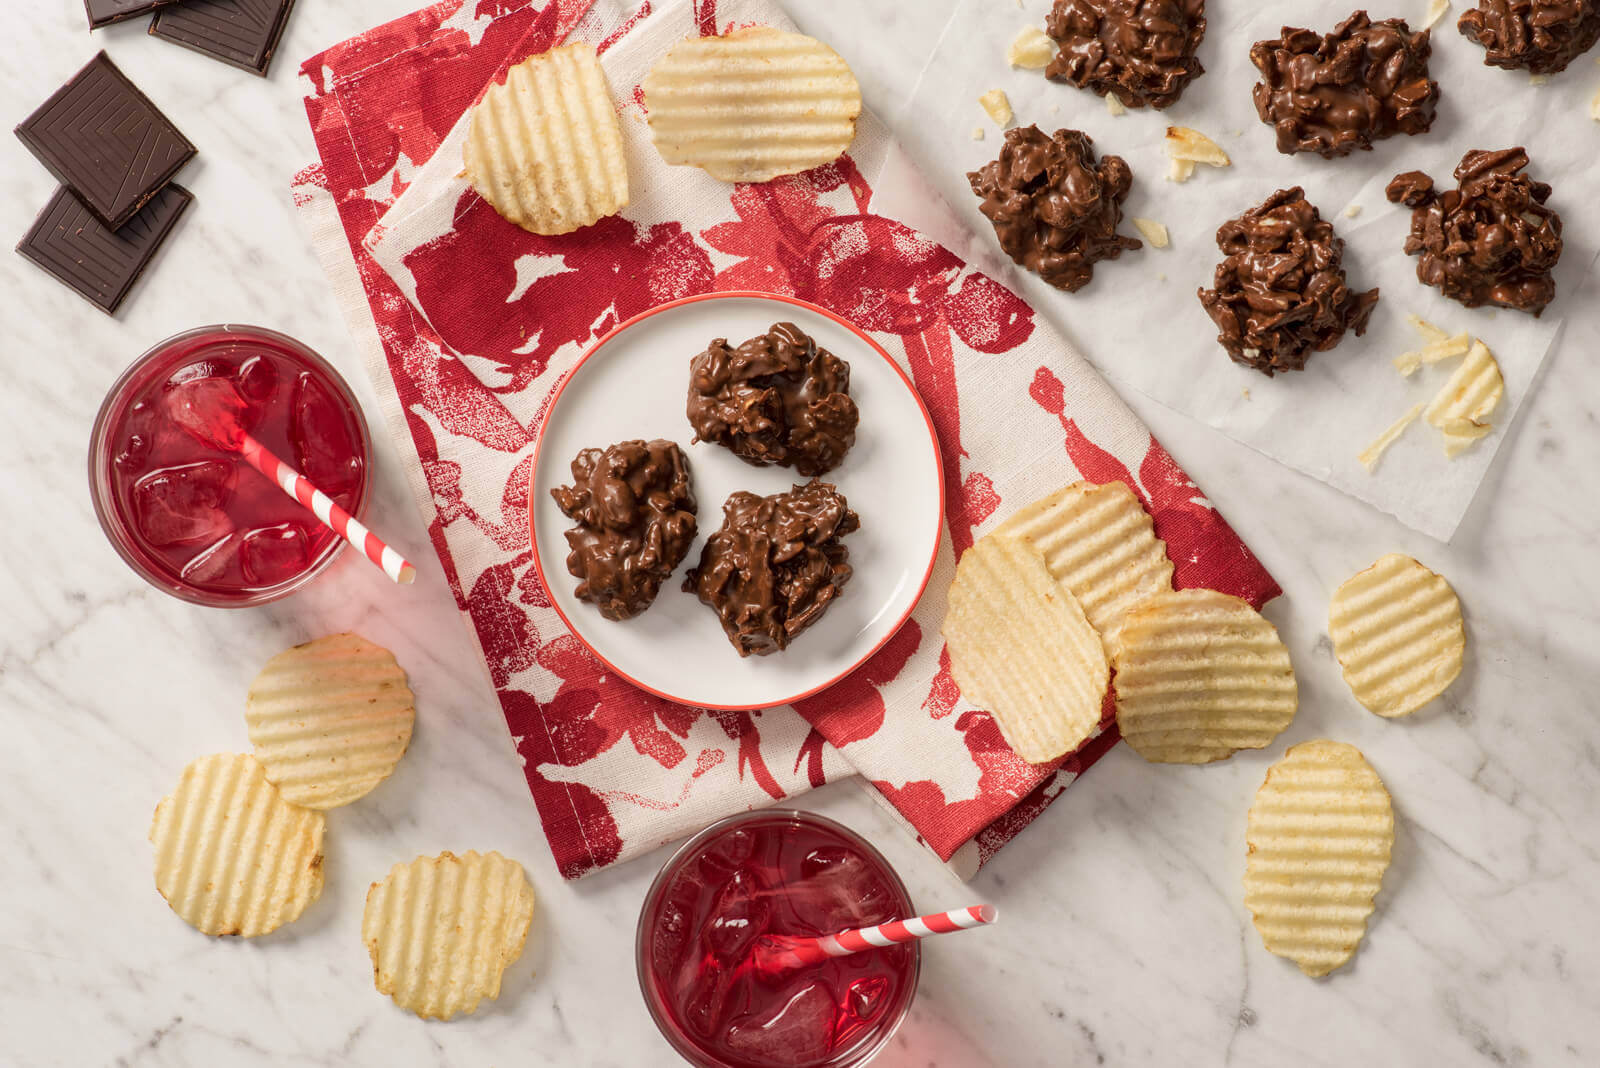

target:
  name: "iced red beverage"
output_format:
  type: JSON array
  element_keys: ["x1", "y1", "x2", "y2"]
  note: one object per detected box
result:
[
  {"x1": 89, "y1": 326, "x2": 370, "y2": 606},
  {"x1": 638, "y1": 811, "x2": 919, "y2": 1068}
]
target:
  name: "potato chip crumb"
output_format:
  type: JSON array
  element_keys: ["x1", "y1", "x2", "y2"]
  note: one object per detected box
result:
[
  {"x1": 1008, "y1": 26, "x2": 1056, "y2": 69},
  {"x1": 1529, "y1": 73, "x2": 1549, "y2": 85},
  {"x1": 973, "y1": 126, "x2": 985, "y2": 140},
  {"x1": 1130, "y1": 217, "x2": 1169, "y2": 248},
  {"x1": 1393, "y1": 331, "x2": 1470, "y2": 376},
  {"x1": 1241, "y1": 387, "x2": 1250, "y2": 399},
  {"x1": 1344, "y1": 204, "x2": 1363, "y2": 218},
  {"x1": 1165, "y1": 125, "x2": 1230, "y2": 167},
  {"x1": 1106, "y1": 94, "x2": 1126, "y2": 116},
  {"x1": 1167, "y1": 157, "x2": 1196, "y2": 183},
  {"x1": 1591, "y1": 85, "x2": 1600, "y2": 121},
  {"x1": 1358, "y1": 402, "x2": 1424, "y2": 471},
  {"x1": 1157, "y1": 271, "x2": 1168, "y2": 281},
  {"x1": 979, "y1": 88, "x2": 1014, "y2": 126},
  {"x1": 1406, "y1": 314, "x2": 1448, "y2": 343},
  {"x1": 1423, "y1": 0, "x2": 1450, "y2": 30}
]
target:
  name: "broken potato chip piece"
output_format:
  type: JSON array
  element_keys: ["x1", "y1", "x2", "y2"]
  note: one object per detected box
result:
[
  {"x1": 994, "y1": 480, "x2": 1173, "y2": 654},
  {"x1": 245, "y1": 633, "x2": 416, "y2": 810},
  {"x1": 643, "y1": 27, "x2": 862, "y2": 183},
  {"x1": 942, "y1": 535, "x2": 1109, "y2": 764},
  {"x1": 464, "y1": 43, "x2": 629, "y2": 236},
  {"x1": 1423, "y1": 338, "x2": 1504, "y2": 455},
  {"x1": 364, "y1": 850, "x2": 537, "y2": 1021},
  {"x1": 1112, "y1": 589, "x2": 1297, "y2": 764},
  {"x1": 1358, "y1": 401, "x2": 1424, "y2": 472},
  {"x1": 1130, "y1": 217, "x2": 1169, "y2": 248},
  {"x1": 1244, "y1": 740, "x2": 1394, "y2": 978},
  {"x1": 150, "y1": 753, "x2": 326, "y2": 938},
  {"x1": 1329, "y1": 553, "x2": 1464, "y2": 718},
  {"x1": 1166, "y1": 126, "x2": 1230, "y2": 167},
  {"x1": 978, "y1": 88, "x2": 1014, "y2": 126},
  {"x1": 1007, "y1": 26, "x2": 1056, "y2": 69}
]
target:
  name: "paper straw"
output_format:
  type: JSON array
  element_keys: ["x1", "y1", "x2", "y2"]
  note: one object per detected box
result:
[
  {"x1": 238, "y1": 432, "x2": 416, "y2": 585},
  {"x1": 757, "y1": 905, "x2": 997, "y2": 971}
]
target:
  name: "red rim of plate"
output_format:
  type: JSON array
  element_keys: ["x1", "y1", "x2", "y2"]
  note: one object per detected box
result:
[{"x1": 528, "y1": 291, "x2": 947, "y2": 711}]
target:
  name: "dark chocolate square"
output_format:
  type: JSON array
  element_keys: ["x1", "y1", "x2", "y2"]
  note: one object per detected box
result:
[
  {"x1": 14, "y1": 52, "x2": 196, "y2": 229},
  {"x1": 84, "y1": 0, "x2": 180, "y2": 30},
  {"x1": 149, "y1": 0, "x2": 298, "y2": 76},
  {"x1": 16, "y1": 183, "x2": 192, "y2": 316}
]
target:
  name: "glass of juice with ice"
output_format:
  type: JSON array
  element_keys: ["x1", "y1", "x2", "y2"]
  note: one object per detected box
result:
[
  {"x1": 89, "y1": 325, "x2": 371, "y2": 606},
  {"x1": 637, "y1": 810, "x2": 920, "y2": 1068}
]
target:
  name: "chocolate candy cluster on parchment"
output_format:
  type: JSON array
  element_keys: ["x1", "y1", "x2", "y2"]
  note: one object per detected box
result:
[
  {"x1": 686, "y1": 322, "x2": 858, "y2": 477},
  {"x1": 1386, "y1": 147, "x2": 1563, "y2": 315},
  {"x1": 1044, "y1": 0, "x2": 1208, "y2": 109},
  {"x1": 1198, "y1": 188, "x2": 1380, "y2": 376},
  {"x1": 1458, "y1": 0, "x2": 1600, "y2": 74},
  {"x1": 684, "y1": 481, "x2": 859, "y2": 657},
  {"x1": 551, "y1": 439, "x2": 698, "y2": 621},
  {"x1": 968, "y1": 126, "x2": 1140, "y2": 293},
  {"x1": 1249, "y1": 12, "x2": 1439, "y2": 159}
]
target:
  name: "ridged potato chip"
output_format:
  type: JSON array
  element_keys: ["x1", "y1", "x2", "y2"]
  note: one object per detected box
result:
[
  {"x1": 1244, "y1": 740, "x2": 1394, "y2": 977},
  {"x1": 363, "y1": 850, "x2": 537, "y2": 1020},
  {"x1": 1329, "y1": 553, "x2": 1464, "y2": 717},
  {"x1": 643, "y1": 27, "x2": 862, "y2": 183},
  {"x1": 942, "y1": 535, "x2": 1109, "y2": 763},
  {"x1": 245, "y1": 633, "x2": 415, "y2": 809},
  {"x1": 149, "y1": 753, "x2": 325, "y2": 938},
  {"x1": 464, "y1": 43, "x2": 628, "y2": 235},
  {"x1": 1112, "y1": 589, "x2": 1297, "y2": 764},
  {"x1": 994, "y1": 480, "x2": 1174, "y2": 654},
  {"x1": 1424, "y1": 338, "x2": 1503, "y2": 457}
]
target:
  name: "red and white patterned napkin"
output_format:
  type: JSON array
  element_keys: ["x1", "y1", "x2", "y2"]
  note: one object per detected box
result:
[{"x1": 293, "y1": 0, "x2": 1279, "y2": 880}]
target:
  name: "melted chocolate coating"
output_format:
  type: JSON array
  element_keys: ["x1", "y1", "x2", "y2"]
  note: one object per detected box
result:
[
  {"x1": 1044, "y1": 0, "x2": 1207, "y2": 109},
  {"x1": 1250, "y1": 12, "x2": 1439, "y2": 159},
  {"x1": 1197, "y1": 188, "x2": 1379, "y2": 376},
  {"x1": 1458, "y1": 0, "x2": 1600, "y2": 73},
  {"x1": 550, "y1": 439, "x2": 697, "y2": 621},
  {"x1": 967, "y1": 125, "x2": 1140, "y2": 293},
  {"x1": 686, "y1": 322, "x2": 858, "y2": 477},
  {"x1": 683, "y1": 481, "x2": 859, "y2": 657},
  {"x1": 1385, "y1": 147, "x2": 1563, "y2": 315}
]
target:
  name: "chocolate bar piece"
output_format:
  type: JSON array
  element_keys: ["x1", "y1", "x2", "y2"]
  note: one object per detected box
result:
[
  {"x1": 16, "y1": 184, "x2": 192, "y2": 316},
  {"x1": 150, "y1": 0, "x2": 298, "y2": 76},
  {"x1": 84, "y1": 0, "x2": 179, "y2": 30},
  {"x1": 15, "y1": 52, "x2": 195, "y2": 229}
]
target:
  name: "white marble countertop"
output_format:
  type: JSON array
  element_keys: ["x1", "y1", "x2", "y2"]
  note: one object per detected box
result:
[{"x1": 2, "y1": 2, "x2": 1597, "y2": 1065}]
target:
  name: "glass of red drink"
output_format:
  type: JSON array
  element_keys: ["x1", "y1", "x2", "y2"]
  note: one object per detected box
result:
[
  {"x1": 637, "y1": 810, "x2": 920, "y2": 1068},
  {"x1": 88, "y1": 325, "x2": 372, "y2": 607}
]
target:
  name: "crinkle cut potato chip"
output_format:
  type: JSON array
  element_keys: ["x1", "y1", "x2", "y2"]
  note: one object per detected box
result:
[
  {"x1": 1329, "y1": 553, "x2": 1464, "y2": 718},
  {"x1": 245, "y1": 633, "x2": 416, "y2": 810},
  {"x1": 464, "y1": 42, "x2": 629, "y2": 236},
  {"x1": 1112, "y1": 589, "x2": 1297, "y2": 764},
  {"x1": 150, "y1": 753, "x2": 325, "y2": 938},
  {"x1": 941, "y1": 534, "x2": 1109, "y2": 764},
  {"x1": 993, "y1": 480, "x2": 1173, "y2": 654},
  {"x1": 1244, "y1": 740, "x2": 1394, "y2": 978},
  {"x1": 1424, "y1": 339, "x2": 1504, "y2": 457},
  {"x1": 643, "y1": 27, "x2": 862, "y2": 183},
  {"x1": 363, "y1": 851, "x2": 537, "y2": 1021}
]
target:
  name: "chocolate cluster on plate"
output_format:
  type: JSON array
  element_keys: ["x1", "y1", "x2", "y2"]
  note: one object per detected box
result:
[
  {"x1": 1386, "y1": 147, "x2": 1563, "y2": 315},
  {"x1": 684, "y1": 480, "x2": 859, "y2": 657},
  {"x1": 1458, "y1": 0, "x2": 1600, "y2": 73},
  {"x1": 1249, "y1": 12, "x2": 1439, "y2": 159},
  {"x1": 1198, "y1": 188, "x2": 1379, "y2": 375},
  {"x1": 968, "y1": 126, "x2": 1140, "y2": 293},
  {"x1": 551, "y1": 439, "x2": 698, "y2": 621},
  {"x1": 1044, "y1": 0, "x2": 1208, "y2": 109},
  {"x1": 687, "y1": 322, "x2": 858, "y2": 477}
]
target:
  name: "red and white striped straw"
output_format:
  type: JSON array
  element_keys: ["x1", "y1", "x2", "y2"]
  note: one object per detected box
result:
[
  {"x1": 238, "y1": 433, "x2": 416, "y2": 585},
  {"x1": 758, "y1": 905, "x2": 997, "y2": 972}
]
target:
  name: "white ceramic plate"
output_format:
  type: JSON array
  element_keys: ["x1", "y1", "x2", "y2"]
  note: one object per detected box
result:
[{"x1": 530, "y1": 292, "x2": 944, "y2": 710}]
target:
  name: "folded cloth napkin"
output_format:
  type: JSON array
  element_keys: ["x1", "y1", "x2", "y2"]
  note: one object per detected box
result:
[{"x1": 294, "y1": 0, "x2": 1280, "y2": 880}]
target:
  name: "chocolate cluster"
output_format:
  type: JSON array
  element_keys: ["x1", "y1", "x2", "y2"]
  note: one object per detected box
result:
[
  {"x1": 1197, "y1": 188, "x2": 1379, "y2": 375},
  {"x1": 1458, "y1": 0, "x2": 1600, "y2": 73},
  {"x1": 1386, "y1": 147, "x2": 1563, "y2": 315},
  {"x1": 1044, "y1": 0, "x2": 1207, "y2": 109},
  {"x1": 551, "y1": 439, "x2": 697, "y2": 621},
  {"x1": 967, "y1": 125, "x2": 1140, "y2": 293},
  {"x1": 1249, "y1": 12, "x2": 1439, "y2": 159},
  {"x1": 686, "y1": 322, "x2": 858, "y2": 477},
  {"x1": 684, "y1": 481, "x2": 859, "y2": 657}
]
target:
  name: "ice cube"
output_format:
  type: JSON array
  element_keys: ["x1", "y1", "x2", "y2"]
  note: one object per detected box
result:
[
  {"x1": 114, "y1": 398, "x2": 159, "y2": 474},
  {"x1": 165, "y1": 375, "x2": 248, "y2": 451},
  {"x1": 179, "y1": 533, "x2": 240, "y2": 586},
  {"x1": 703, "y1": 868, "x2": 771, "y2": 962},
  {"x1": 723, "y1": 981, "x2": 836, "y2": 1066},
  {"x1": 235, "y1": 353, "x2": 279, "y2": 405},
  {"x1": 132, "y1": 461, "x2": 237, "y2": 547},
  {"x1": 846, "y1": 975, "x2": 889, "y2": 1021},
  {"x1": 241, "y1": 523, "x2": 311, "y2": 585},
  {"x1": 291, "y1": 372, "x2": 361, "y2": 499},
  {"x1": 783, "y1": 847, "x2": 897, "y2": 932},
  {"x1": 697, "y1": 828, "x2": 758, "y2": 882}
]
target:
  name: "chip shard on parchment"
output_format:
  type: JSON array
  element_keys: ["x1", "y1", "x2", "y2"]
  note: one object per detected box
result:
[
  {"x1": 1112, "y1": 589, "x2": 1297, "y2": 764},
  {"x1": 1166, "y1": 126, "x2": 1230, "y2": 167},
  {"x1": 1244, "y1": 740, "x2": 1394, "y2": 978},
  {"x1": 1423, "y1": 0, "x2": 1451, "y2": 31},
  {"x1": 1423, "y1": 338, "x2": 1504, "y2": 456},
  {"x1": 245, "y1": 633, "x2": 416, "y2": 809},
  {"x1": 1130, "y1": 217, "x2": 1169, "y2": 248},
  {"x1": 942, "y1": 535, "x2": 1109, "y2": 763},
  {"x1": 994, "y1": 480, "x2": 1174, "y2": 654},
  {"x1": 1168, "y1": 157, "x2": 1195, "y2": 183},
  {"x1": 364, "y1": 851, "x2": 537, "y2": 1021},
  {"x1": 464, "y1": 43, "x2": 628, "y2": 236},
  {"x1": 1107, "y1": 94, "x2": 1127, "y2": 116},
  {"x1": 1008, "y1": 26, "x2": 1056, "y2": 69},
  {"x1": 979, "y1": 88, "x2": 1014, "y2": 126},
  {"x1": 1393, "y1": 330, "x2": 1469, "y2": 376},
  {"x1": 1359, "y1": 401, "x2": 1425, "y2": 472},
  {"x1": 150, "y1": 753, "x2": 325, "y2": 938},
  {"x1": 644, "y1": 27, "x2": 862, "y2": 183},
  {"x1": 1329, "y1": 553, "x2": 1464, "y2": 717}
]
